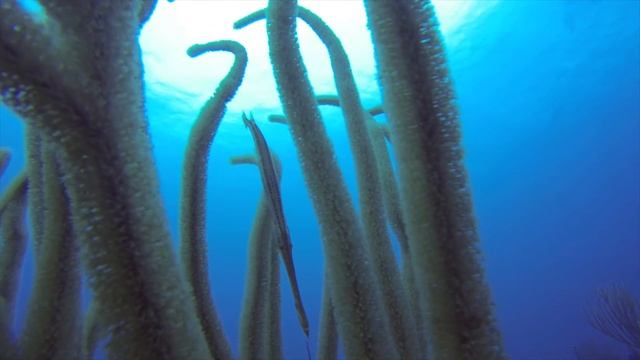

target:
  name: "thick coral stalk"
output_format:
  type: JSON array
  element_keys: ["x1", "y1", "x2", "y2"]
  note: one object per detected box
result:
[
  {"x1": 317, "y1": 270, "x2": 338, "y2": 360},
  {"x1": 239, "y1": 9, "x2": 419, "y2": 352},
  {"x1": 180, "y1": 40, "x2": 247, "y2": 360},
  {"x1": 20, "y1": 147, "x2": 81, "y2": 360},
  {"x1": 263, "y1": 0, "x2": 396, "y2": 358},
  {"x1": 364, "y1": 0, "x2": 505, "y2": 358},
  {"x1": 231, "y1": 153, "x2": 282, "y2": 360},
  {"x1": 368, "y1": 120, "x2": 427, "y2": 357},
  {"x1": 0, "y1": 149, "x2": 9, "y2": 179},
  {"x1": 278, "y1": 97, "x2": 428, "y2": 357},
  {"x1": 0, "y1": 172, "x2": 28, "y2": 359},
  {"x1": 81, "y1": 301, "x2": 106, "y2": 360},
  {"x1": 263, "y1": 114, "x2": 340, "y2": 360},
  {"x1": 242, "y1": 114, "x2": 310, "y2": 346},
  {"x1": 313, "y1": 94, "x2": 417, "y2": 358},
  {"x1": 365, "y1": 121, "x2": 410, "y2": 259},
  {"x1": 1, "y1": 2, "x2": 211, "y2": 358}
]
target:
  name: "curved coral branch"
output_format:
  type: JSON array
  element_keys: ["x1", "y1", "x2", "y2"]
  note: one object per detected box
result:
[
  {"x1": 0, "y1": 1, "x2": 95, "y2": 136},
  {"x1": 317, "y1": 270, "x2": 338, "y2": 360},
  {"x1": 20, "y1": 147, "x2": 81, "y2": 360},
  {"x1": 138, "y1": 0, "x2": 158, "y2": 25},
  {"x1": 314, "y1": 91, "x2": 418, "y2": 357},
  {"x1": 1, "y1": 2, "x2": 211, "y2": 358},
  {"x1": 180, "y1": 39, "x2": 247, "y2": 360},
  {"x1": 242, "y1": 114, "x2": 310, "y2": 343},
  {"x1": 243, "y1": 1, "x2": 397, "y2": 358},
  {"x1": 0, "y1": 149, "x2": 9, "y2": 179},
  {"x1": 364, "y1": 0, "x2": 505, "y2": 358},
  {"x1": 365, "y1": 122, "x2": 409, "y2": 256},
  {"x1": 230, "y1": 153, "x2": 283, "y2": 360},
  {"x1": 266, "y1": 229, "x2": 283, "y2": 360},
  {"x1": 0, "y1": 172, "x2": 27, "y2": 358},
  {"x1": 367, "y1": 104, "x2": 385, "y2": 117},
  {"x1": 267, "y1": 114, "x2": 288, "y2": 125}
]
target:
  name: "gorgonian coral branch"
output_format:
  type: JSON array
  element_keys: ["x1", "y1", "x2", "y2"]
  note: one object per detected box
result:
[
  {"x1": 1, "y1": 2, "x2": 211, "y2": 357},
  {"x1": 0, "y1": 149, "x2": 9, "y2": 179},
  {"x1": 180, "y1": 39, "x2": 247, "y2": 360},
  {"x1": 364, "y1": 0, "x2": 505, "y2": 358},
  {"x1": 230, "y1": 153, "x2": 283, "y2": 360},
  {"x1": 81, "y1": 301, "x2": 106, "y2": 360}
]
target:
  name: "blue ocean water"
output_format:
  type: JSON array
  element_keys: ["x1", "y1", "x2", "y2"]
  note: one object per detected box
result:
[{"x1": 0, "y1": 0, "x2": 638, "y2": 359}]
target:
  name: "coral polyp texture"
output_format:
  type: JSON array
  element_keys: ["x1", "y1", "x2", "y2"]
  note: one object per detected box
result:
[{"x1": 0, "y1": 0, "x2": 504, "y2": 359}]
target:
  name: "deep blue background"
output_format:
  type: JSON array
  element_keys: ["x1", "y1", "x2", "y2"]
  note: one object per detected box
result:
[{"x1": 0, "y1": 1, "x2": 639, "y2": 359}]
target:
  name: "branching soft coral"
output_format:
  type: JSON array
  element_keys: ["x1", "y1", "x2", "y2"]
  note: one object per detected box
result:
[
  {"x1": 230, "y1": 153, "x2": 283, "y2": 360},
  {"x1": 0, "y1": 171, "x2": 27, "y2": 359}
]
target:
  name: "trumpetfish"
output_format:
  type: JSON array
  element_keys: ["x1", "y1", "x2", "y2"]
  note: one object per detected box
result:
[{"x1": 242, "y1": 112, "x2": 311, "y2": 358}]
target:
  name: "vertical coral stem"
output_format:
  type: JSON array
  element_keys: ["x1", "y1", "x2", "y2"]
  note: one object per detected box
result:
[
  {"x1": 179, "y1": 40, "x2": 247, "y2": 360},
  {"x1": 265, "y1": 0, "x2": 396, "y2": 358},
  {"x1": 364, "y1": 0, "x2": 505, "y2": 358}
]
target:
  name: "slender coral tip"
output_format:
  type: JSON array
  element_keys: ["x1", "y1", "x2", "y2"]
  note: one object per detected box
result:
[
  {"x1": 315, "y1": 95, "x2": 340, "y2": 107},
  {"x1": 233, "y1": 9, "x2": 266, "y2": 30},
  {"x1": 0, "y1": 148, "x2": 11, "y2": 179},
  {"x1": 186, "y1": 40, "x2": 247, "y2": 61},
  {"x1": 242, "y1": 112, "x2": 251, "y2": 127},
  {"x1": 186, "y1": 44, "x2": 203, "y2": 58}
]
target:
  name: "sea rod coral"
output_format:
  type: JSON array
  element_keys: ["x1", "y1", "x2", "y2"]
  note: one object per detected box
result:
[
  {"x1": 230, "y1": 153, "x2": 283, "y2": 360},
  {"x1": 1, "y1": 1, "x2": 210, "y2": 358},
  {"x1": 0, "y1": 0, "x2": 504, "y2": 359}
]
